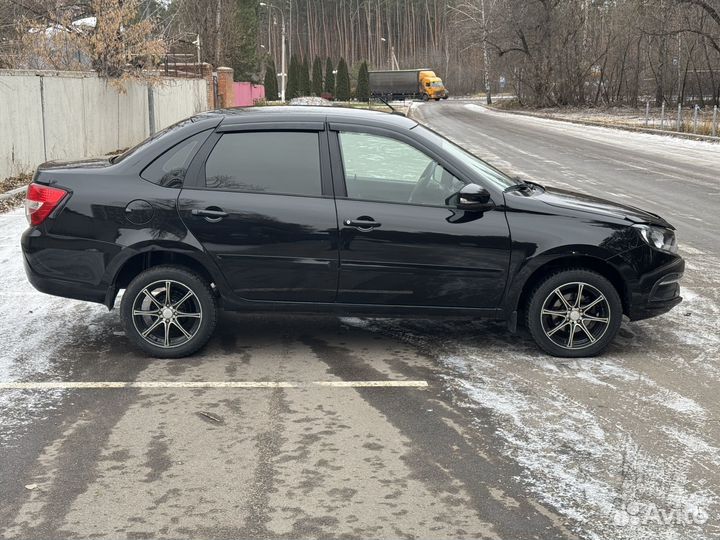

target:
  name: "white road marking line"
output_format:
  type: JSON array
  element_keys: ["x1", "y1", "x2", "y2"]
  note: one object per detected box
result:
[{"x1": 0, "y1": 380, "x2": 429, "y2": 390}]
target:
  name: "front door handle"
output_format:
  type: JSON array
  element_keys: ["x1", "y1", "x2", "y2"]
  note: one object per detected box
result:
[
  {"x1": 192, "y1": 207, "x2": 228, "y2": 222},
  {"x1": 345, "y1": 218, "x2": 381, "y2": 230}
]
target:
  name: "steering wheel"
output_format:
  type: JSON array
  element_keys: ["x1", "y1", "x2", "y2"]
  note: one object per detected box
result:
[{"x1": 408, "y1": 161, "x2": 437, "y2": 204}]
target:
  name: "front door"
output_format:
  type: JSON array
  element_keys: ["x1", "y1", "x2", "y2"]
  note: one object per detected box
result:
[
  {"x1": 332, "y1": 128, "x2": 510, "y2": 308},
  {"x1": 178, "y1": 128, "x2": 338, "y2": 303}
]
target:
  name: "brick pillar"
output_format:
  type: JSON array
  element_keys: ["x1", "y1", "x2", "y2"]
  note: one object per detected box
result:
[
  {"x1": 216, "y1": 67, "x2": 235, "y2": 109},
  {"x1": 200, "y1": 63, "x2": 215, "y2": 109}
]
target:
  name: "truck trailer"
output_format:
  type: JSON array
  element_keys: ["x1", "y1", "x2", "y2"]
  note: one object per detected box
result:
[{"x1": 369, "y1": 69, "x2": 448, "y2": 101}]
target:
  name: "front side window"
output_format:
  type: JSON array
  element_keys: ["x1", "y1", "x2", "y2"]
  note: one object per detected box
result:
[
  {"x1": 338, "y1": 131, "x2": 464, "y2": 206},
  {"x1": 205, "y1": 131, "x2": 322, "y2": 196},
  {"x1": 412, "y1": 124, "x2": 520, "y2": 190}
]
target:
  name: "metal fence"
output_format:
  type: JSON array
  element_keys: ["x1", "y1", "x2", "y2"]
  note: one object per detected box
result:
[{"x1": 642, "y1": 102, "x2": 719, "y2": 137}]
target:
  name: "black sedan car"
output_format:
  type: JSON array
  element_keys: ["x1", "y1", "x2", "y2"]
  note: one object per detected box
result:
[{"x1": 21, "y1": 106, "x2": 683, "y2": 358}]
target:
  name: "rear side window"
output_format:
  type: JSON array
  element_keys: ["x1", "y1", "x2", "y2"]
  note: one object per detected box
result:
[
  {"x1": 205, "y1": 132, "x2": 322, "y2": 196},
  {"x1": 141, "y1": 130, "x2": 210, "y2": 188}
]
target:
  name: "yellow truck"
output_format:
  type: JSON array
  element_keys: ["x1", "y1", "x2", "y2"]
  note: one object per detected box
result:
[{"x1": 369, "y1": 69, "x2": 449, "y2": 101}]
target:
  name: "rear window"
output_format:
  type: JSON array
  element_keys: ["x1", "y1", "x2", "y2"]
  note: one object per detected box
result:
[
  {"x1": 205, "y1": 132, "x2": 322, "y2": 196},
  {"x1": 112, "y1": 116, "x2": 210, "y2": 165},
  {"x1": 141, "y1": 130, "x2": 210, "y2": 188}
]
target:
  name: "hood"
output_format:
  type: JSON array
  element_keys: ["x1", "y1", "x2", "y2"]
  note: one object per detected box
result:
[
  {"x1": 531, "y1": 185, "x2": 673, "y2": 228},
  {"x1": 37, "y1": 157, "x2": 112, "y2": 171}
]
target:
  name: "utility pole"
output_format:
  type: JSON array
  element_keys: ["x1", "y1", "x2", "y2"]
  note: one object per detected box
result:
[
  {"x1": 260, "y1": 3, "x2": 287, "y2": 102},
  {"x1": 280, "y1": 16, "x2": 286, "y2": 102}
]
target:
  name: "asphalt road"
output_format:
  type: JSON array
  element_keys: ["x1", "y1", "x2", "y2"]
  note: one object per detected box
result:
[
  {"x1": 1, "y1": 103, "x2": 718, "y2": 540},
  {"x1": 415, "y1": 102, "x2": 720, "y2": 253}
]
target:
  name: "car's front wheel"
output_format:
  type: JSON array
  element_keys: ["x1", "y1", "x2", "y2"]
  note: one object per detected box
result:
[
  {"x1": 527, "y1": 269, "x2": 622, "y2": 357},
  {"x1": 120, "y1": 266, "x2": 217, "y2": 358}
]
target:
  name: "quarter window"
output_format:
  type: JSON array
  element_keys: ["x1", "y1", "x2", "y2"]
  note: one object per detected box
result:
[
  {"x1": 141, "y1": 130, "x2": 210, "y2": 188},
  {"x1": 205, "y1": 131, "x2": 322, "y2": 196},
  {"x1": 338, "y1": 131, "x2": 464, "y2": 206}
]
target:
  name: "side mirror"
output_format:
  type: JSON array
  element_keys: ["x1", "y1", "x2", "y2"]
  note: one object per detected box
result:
[{"x1": 447, "y1": 184, "x2": 493, "y2": 210}]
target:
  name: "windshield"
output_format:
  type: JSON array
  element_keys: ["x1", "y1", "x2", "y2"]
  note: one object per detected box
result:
[
  {"x1": 412, "y1": 124, "x2": 521, "y2": 190},
  {"x1": 430, "y1": 81, "x2": 444, "y2": 88}
]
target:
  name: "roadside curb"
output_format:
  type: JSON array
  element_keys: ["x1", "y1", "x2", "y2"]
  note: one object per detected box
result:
[{"x1": 486, "y1": 106, "x2": 720, "y2": 143}]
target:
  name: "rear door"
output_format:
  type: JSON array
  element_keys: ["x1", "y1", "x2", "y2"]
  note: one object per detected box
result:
[{"x1": 178, "y1": 123, "x2": 339, "y2": 303}]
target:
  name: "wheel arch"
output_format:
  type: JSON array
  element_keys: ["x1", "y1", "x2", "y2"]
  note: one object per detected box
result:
[
  {"x1": 104, "y1": 248, "x2": 225, "y2": 309},
  {"x1": 511, "y1": 254, "x2": 630, "y2": 324}
]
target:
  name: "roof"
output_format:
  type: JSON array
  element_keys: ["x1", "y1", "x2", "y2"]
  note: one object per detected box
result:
[{"x1": 208, "y1": 105, "x2": 417, "y2": 130}]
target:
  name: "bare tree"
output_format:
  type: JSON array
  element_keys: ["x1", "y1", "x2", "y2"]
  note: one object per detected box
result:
[{"x1": 6, "y1": 0, "x2": 166, "y2": 81}]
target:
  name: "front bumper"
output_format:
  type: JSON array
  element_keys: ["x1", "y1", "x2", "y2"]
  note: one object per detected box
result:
[{"x1": 626, "y1": 256, "x2": 684, "y2": 320}]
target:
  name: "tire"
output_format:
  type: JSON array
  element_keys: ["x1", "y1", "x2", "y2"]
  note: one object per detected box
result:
[
  {"x1": 422, "y1": 93, "x2": 430, "y2": 101},
  {"x1": 526, "y1": 269, "x2": 622, "y2": 358},
  {"x1": 121, "y1": 266, "x2": 217, "y2": 358}
]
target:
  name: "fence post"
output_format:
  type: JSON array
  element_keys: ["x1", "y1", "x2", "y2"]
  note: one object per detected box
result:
[
  {"x1": 693, "y1": 105, "x2": 699, "y2": 133},
  {"x1": 677, "y1": 103, "x2": 682, "y2": 132},
  {"x1": 147, "y1": 85, "x2": 156, "y2": 136},
  {"x1": 713, "y1": 106, "x2": 718, "y2": 137},
  {"x1": 645, "y1": 101, "x2": 650, "y2": 127},
  {"x1": 660, "y1": 102, "x2": 665, "y2": 129}
]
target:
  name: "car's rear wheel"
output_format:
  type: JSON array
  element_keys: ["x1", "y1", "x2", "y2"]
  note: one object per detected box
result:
[
  {"x1": 527, "y1": 269, "x2": 622, "y2": 357},
  {"x1": 121, "y1": 266, "x2": 217, "y2": 358}
]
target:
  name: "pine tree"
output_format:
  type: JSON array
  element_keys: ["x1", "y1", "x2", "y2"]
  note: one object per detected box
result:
[
  {"x1": 286, "y1": 54, "x2": 299, "y2": 99},
  {"x1": 311, "y1": 57, "x2": 323, "y2": 96},
  {"x1": 300, "y1": 57, "x2": 311, "y2": 96},
  {"x1": 335, "y1": 57, "x2": 351, "y2": 101},
  {"x1": 263, "y1": 58, "x2": 278, "y2": 100},
  {"x1": 324, "y1": 58, "x2": 335, "y2": 96},
  {"x1": 356, "y1": 61, "x2": 370, "y2": 101},
  {"x1": 228, "y1": 0, "x2": 259, "y2": 81}
]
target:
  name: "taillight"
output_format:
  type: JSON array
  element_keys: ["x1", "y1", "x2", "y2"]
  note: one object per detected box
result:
[{"x1": 25, "y1": 183, "x2": 68, "y2": 226}]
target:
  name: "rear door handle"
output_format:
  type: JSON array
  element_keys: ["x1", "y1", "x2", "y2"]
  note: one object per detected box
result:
[
  {"x1": 345, "y1": 218, "x2": 381, "y2": 230},
  {"x1": 192, "y1": 207, "x2": 228, "y2": 222}
]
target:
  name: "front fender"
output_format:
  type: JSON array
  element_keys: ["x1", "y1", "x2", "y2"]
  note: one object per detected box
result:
[{"x1": 501, "y1": 243, "x2": 638, "y2": 317}]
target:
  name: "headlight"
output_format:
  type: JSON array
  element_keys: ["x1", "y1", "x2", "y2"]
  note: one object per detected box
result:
[{"x1": 634, "y1": 224, "x2": 678, "y2": 254}]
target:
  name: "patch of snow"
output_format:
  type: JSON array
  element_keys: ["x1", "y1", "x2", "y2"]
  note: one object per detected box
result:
[
  {"x1": 348, "y1": 262, "x2": 719, "y2": 540},
  {"x1": 289, "y1": 96, "x2": 332, "y2": 106},
  {"x1": 0, "y1": 209, "x2": 107, "y2": 444}
]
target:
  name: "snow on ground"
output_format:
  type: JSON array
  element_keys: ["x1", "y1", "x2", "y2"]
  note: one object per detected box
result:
[
  {"x1": 0, "y1": 209, "x2": 108, "y2": 444},
  {"x1": 464, "y1": 104, "x2": 720, "y2": 156},
  {"x1": 340, "y1": 244, "x2": 720, "y2": 540},
  {"x1": 341, "y1": 301, "x2": 719, "y2": 539}
]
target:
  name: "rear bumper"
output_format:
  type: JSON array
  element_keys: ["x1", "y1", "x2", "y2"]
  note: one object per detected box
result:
[
  {"x1": 627, "y1": 256, "x2": 684, "y2": 320},
  {"x1": 22, "y1": 228, "x2": 109, "y2": 306},
  {"x1": 23, "y1": 254, "x2": 107, "y2": 305}
]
